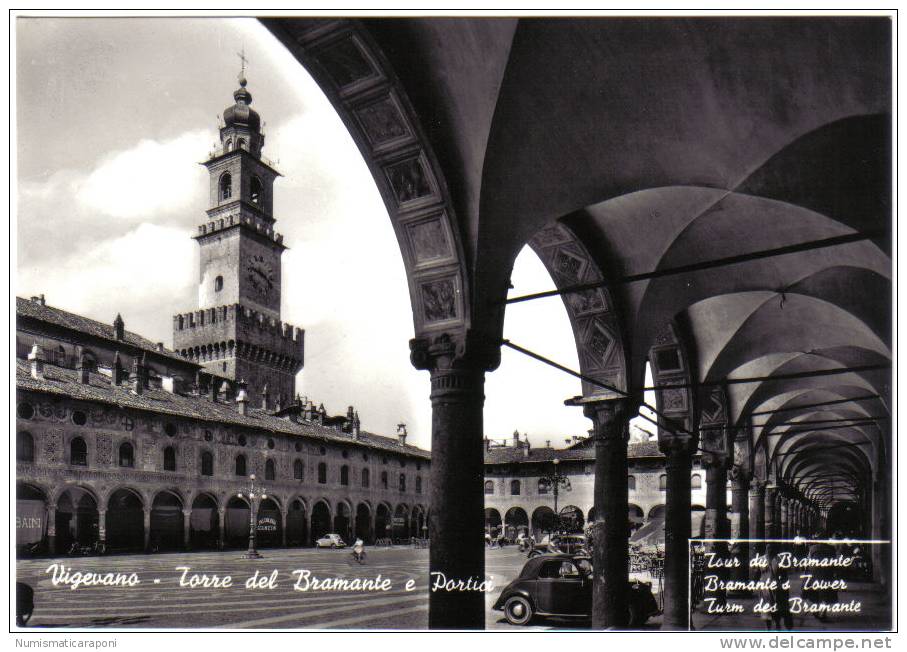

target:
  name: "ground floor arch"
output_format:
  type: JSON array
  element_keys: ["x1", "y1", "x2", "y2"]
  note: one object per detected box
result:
[
  {"x1": 375, "y1": 503, "x2": 391, "y2": 540},
  {"x1": 107, "y1": 488, "x2": 144, "y2": 552},
  {"x1": 334, "y1": 501, "x2": 352, "y2": 543},
  {"x1": 648, "y1": 504, "x2": 666, "y2": 521},
  {"x1": 410, "y1": 505, "x2": 426, "y2": 538},
  {"x1": 559, "y1": 505, "x2": 584, "y2": 533},
  {"x1": 311, "y1": 500, "x2": 332, "y2": 543},
  {"x1": 355, "y1": 502, "x2": 371, "y2": 542},
  {"x1": 257, "y1": 497, "x2": 282, "y2": 548},
  {"x1": 484, "y1": 507, "x2": 502, "y2": 534},
  {"x1": 150, "y1": 491, "x2": 184, "y2": 552},
  {"x1": 287, "y1": 499, "x2": 308, "y2": 546},
  {"x1": 531, "y1": 506, "x2": 556, "y2": 538},
  {"x1": 189, "y1": 493, "x2": 219, "y2": 550},
  {"x1": 392, "y1": 504, "x2": 409, "y2": 542},
  {"x1": 629, "y1": 504, "x2": 645, "y2": 532},
  {"x1": 504, "y1": 506, "x2": 529, "y2": 540},
  {"x1": 16, "y1": 483, "x2": 48, "y2": 553},
  {"x1": 225, "y1": 495, "x2": 251, "y2": 549},
  {"x1": 55, "y1": 486, "x2": 98, "y2": 552}
]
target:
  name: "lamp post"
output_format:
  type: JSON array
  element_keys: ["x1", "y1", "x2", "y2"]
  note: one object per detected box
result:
[
  {"x1": 539, "y1": 458, "x2": 572, "y2": 532},
  {"x1": 237, "y1": 473, "x2": 267, "y2": 559}
]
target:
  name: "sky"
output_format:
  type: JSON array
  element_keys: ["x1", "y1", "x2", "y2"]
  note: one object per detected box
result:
[{"x1": 15, "y1": 17, "x2": 654, "y2": 451}]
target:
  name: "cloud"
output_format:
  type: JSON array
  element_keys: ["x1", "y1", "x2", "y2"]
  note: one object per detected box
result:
[{"x1": 76, "y1": 130, "x2": 210, "y2": 219}]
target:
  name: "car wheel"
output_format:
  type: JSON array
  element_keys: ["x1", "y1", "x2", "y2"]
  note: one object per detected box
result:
[
  {"x1": 503, "y1": 596, "x2": 534, "y2": 626},
  {"x1": 331, "y1": 543, "x2": 337, "y2": 548}
]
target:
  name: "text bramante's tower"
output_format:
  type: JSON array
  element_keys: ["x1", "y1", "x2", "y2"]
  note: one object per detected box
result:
[{"x1": 173, "y1": 67, "x2": 304, "y2": 408}]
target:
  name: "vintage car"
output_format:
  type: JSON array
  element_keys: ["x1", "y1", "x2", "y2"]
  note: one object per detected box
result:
[
  {"x1": 314, "y1": 533, "x2": 347, "y2": 548},
  {"x1": 492, "y1": 554, "x2": 659, "y2": 627},
  {"x1": 528, "y1": 534, "x2": 588, "y2": 557}
]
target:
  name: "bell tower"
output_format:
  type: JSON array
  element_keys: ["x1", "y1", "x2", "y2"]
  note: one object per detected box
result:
[{"x1": 173, "y1": 63, "x2": 304, "y2": 408}]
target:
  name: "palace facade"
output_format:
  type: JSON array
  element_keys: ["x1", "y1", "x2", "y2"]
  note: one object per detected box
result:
[{"x1": 15, "y1": 70, "x2": 429, "y2": 556}]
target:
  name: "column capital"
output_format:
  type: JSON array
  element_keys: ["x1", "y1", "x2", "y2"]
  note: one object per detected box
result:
[
  {"x1": 702, "y1": 450, "x2": 730, "y2": 470},
  {"x1": 409, "y1": 329, "x2": 500, "y2": 374},
  {"x1": 749, "y1": 478, "x2": 767, "y2": 494},
  {"x1": 578, "y1": 397, "x2": 632, "y2": 441},
  {"x1": 658, "y1": 432, "x2": 698, "y2": 458},
  {"x1": 728, "y1": 464, "x2": 750, "y2": 485}
]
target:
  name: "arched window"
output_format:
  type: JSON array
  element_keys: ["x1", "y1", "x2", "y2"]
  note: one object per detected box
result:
[
  {"x1": 17, "y1": 431, "x2": 34, "y2": 462},
  {"x1": 399, "y1": 474, "x2": 406, "y2": 492},
  {"x1": 484, "y1": 480, "x2": 494, "y2": 495},
  {"x1": 163, "y1": 446, "x2": 176, "y2": 471},
  {"x1": 361, "y1": 467, "x2": 370, "y2": 487},
  {"x1": 381, "y1": 471, "x2": 388, "y2": 489},
  {"x1": 214, "y1": 275, "x2": 223, "y2": 292},
  {"x1": 235, "y1": 454, "x2": 246, "y2": 477},
  {"x1": 691, "y1": 473, "x2": 702, "y2": 489},
  {"x1": 70, "y1": 437, "x2": 87, "y2": 466},
  {"x1": 220, "y1": 173, "x2": 232, "y2": 200},
  {"x1": 265, "y1": 459, "x2": 276, "y2": 481},
  {"x1": 225, "y1": 139, "x2": 233, "y2": 151},
  {"x1": 537, "y1": 478, "x2": 549, "y2": 494},
  {"x1": 119, "y1": 442, "x2": 134, "y2": 468},
  {"x1": 201, "y1": 451, "x2": 213, "y2": 476},
  {"x1": 416, "y1": 476, "x2": 422, "y2": 494},
  {"x1": 250, "y1": 176, "x2": 263, "y2": 205},
  {"x1": 318, "y1": 462, "x2": 327, "y2": 484},
  {"x1": 510, "y1": 480, "x2": 521, "y2": 496},
  {"x1": 659, "y1": 474, "x2": 667, "y2": 491},
  {"x1": 340, "y1": 465, "x2": 349, "y2": 486},
  {"x1": 56, "y1": 345, "x2": 67, "y2": 367},
  {"x1": 294, "y1": 459, "x2": 304, "y2": 480},
  {"x1": 237, "y1": 138, "x2": 246, "y2": 150},
  {"x1": 628, "y1": 475, "x2": 636, "y2": 491}
]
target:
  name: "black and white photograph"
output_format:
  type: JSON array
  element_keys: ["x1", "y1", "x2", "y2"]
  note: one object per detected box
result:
[{"x1": 11, "y1": 7, "x2": 896, "y2": 642}]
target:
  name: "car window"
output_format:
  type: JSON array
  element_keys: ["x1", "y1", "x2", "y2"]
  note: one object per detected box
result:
[
  {"x1": 538, "y1": 561, "x2": 564, "y2": 579},
  {"x1": 559, "y1": 562, "x2": 580, "y2": 578}
]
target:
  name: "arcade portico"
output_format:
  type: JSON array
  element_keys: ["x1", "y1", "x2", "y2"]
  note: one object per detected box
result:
[{"x1": 263, "y1": 17, "x2": 892, "y2": 630}]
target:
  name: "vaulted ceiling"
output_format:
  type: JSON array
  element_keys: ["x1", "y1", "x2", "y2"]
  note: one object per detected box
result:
[{"x1": 264, "y1": 16, "x2": 891, "y2": 521}]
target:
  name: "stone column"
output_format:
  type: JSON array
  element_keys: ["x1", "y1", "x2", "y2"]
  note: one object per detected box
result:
[
  {"x1": 183, "y1": 509, "x2": 192, "y2": 550},
  {"x1": 584, "y1": 398, "x2": 631, "y2": 629},
  {"x1": 749, "y1": 482, "x2": 765, "y2": 580},
  {"x1": 281, "y1": 508, "x2": 288, "y2": 547},
  {"x1": 47, "y1": 500, "x2": 57, "y2": 555},
  {"x1": 779, "y1": 497, "x2": 789, "y2": 539},
  {"x1": 218, "y1": 507, "x2": 226, "y2": 550},
  {"x1": 143, "y1": 508, "x2": 152, "y2": 552},
  {"x1": 658, "y1": 431, "x2": 697, "y2": 630},
  {"x1": 728, "y1": 466, "x2": 750, "y2": 586},
  {"x1": 97, "y1": 509, "x2": 107, "y2": 549},
  {"x1": 764, "y1": 486, "x2": 777, "y2": 540},
  {"x1": 703, "y1": 453, "x2": 729, "y2": 539},
  {"x1": 410, "y1": 332, "x2": 499, "y2": 630}
]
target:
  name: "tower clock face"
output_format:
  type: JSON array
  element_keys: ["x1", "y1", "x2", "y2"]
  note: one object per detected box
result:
[{"x1": 246, "y1": 254, "x2": 275, "y2": 298}]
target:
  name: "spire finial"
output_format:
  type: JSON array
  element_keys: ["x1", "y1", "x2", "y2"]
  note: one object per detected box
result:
[{"x1": 237, "y1": 45, "x2": 248, "y2": 86}]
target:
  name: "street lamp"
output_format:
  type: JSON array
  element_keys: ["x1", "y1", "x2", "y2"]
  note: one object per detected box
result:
[
  {"x1": 237, "y1": 473, "x2": 268, "y2": 559},
  {"x1": 539, "y1": 458, "x2": 572, "y2": 531}
]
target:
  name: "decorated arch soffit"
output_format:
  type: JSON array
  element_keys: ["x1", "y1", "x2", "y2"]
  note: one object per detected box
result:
[
  {"x1": 262, "y1": 19, "x2": 470, "y2": 339},
  {"x1": 648, "y1": 321, "x2": 696, "y2": 439},
  {"x1": 528, "y1": 221, "x2": 628, "y2": 397}
]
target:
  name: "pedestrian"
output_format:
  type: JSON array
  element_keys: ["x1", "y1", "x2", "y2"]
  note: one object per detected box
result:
[
  {"x1": 758, "y1": 544, "x2": 793, "y2": 631},
  {"x1": 352, "y1": 537, "x2": 366, "y2": 564}
]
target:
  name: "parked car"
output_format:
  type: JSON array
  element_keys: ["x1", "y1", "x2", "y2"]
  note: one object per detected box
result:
[
  {"x1": 16, "y1": 582, "x2": 34, "y2": 627},
  {"x1": 528, "y1": 534, "x2": 588, "y2": 557},
  {"x1": 492, "y1": 554, "x2": 659, "y2": 627},
  {"x1": 315, "y1": 533, "x2": 347, "y2": 548}
]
